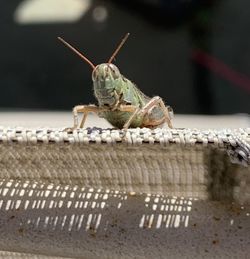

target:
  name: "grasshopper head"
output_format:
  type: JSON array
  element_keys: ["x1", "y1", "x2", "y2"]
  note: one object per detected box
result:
[
  {"x1": 92, "y1": 63, "x2": 122, "y2": 106},
  {"x1": 58, "y1": 34, "x2": 129, "y2": 107},
  {"x1": 92, "y1": 63, "x2": 121, "y2": 82}
]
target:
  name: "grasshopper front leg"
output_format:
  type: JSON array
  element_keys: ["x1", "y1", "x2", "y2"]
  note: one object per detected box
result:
[{"x1": 65, "y1": 105, "x2": 108, "y2": 131}]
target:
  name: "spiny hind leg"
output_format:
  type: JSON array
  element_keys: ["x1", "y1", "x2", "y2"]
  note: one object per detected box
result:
[
  {"x1": 147, "y1": 96, "x2": 173, "y2": 128},
  {"x1": 127, "y1": 96, "x2": 173, "y2": 129},
  {"x1": 141, "y1": 96, "x2": 173, "y2": 128},
  {"x1": 64, "y1": 105, "x2": 108, "y2": 132}
]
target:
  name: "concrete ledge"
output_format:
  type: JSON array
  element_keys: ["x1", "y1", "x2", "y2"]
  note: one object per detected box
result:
[{"x1": 0, "y1": 113, "x2": 249, "y2": 258}]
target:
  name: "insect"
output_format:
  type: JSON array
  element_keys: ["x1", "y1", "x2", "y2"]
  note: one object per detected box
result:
[{"x1": 58, "y1": 33, "x2": 173, "y2": 131}]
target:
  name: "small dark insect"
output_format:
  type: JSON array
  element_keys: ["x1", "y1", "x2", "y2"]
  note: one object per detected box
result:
[{"x1": 58, "y1": 33, "x2": 174, "y2": 131}]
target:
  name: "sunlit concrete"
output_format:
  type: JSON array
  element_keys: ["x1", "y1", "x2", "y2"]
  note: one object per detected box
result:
[{"x1": 0, "y1": 111, "x2": 249, "y2": 129}]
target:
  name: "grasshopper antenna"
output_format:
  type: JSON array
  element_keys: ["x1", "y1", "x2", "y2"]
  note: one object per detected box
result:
[
  {"x1": 108, "y1": 33, "x2": 130, "y2": 64},
  {"x1": 58, "y1": 37, "x2": 96, "y2": 70}
]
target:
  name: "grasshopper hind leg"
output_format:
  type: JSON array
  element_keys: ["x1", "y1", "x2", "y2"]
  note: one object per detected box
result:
[
  {"x1": 122, "y1": 96, "x2": 173, "y2": 130},
  {"x1": 157, "y1": 98, "x2": 173, "y2": 129}
]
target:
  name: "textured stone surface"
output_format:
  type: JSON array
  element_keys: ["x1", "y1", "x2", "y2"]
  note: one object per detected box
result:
[
  {"x1": 0, "y1": 112, "x2": 249, "y2": 258},
  {"x1": 0, "y1": 180, "x2": 249, "y2": 258}
]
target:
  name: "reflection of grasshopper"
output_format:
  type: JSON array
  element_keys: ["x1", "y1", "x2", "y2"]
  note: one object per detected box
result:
[{"x1": 58, "y1": 33, "x2": 173, "y2": 131}]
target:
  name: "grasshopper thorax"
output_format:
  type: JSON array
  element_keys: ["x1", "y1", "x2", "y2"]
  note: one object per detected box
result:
[{"x1": 92, "y1": 63, "x2": 122, "y2": 106}]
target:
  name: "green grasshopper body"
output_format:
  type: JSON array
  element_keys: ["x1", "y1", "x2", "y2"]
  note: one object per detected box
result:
[
  {"x1": 58, "y1": 34, "x2": 173, "y2": 130},
  {"x1": 93, "y1": 63, "x2": 172, "y2": 129}
]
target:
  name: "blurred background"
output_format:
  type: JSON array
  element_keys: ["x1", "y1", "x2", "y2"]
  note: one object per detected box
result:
[{"x1": 0, "y1": 0, "x2": 249, "y2": 115}]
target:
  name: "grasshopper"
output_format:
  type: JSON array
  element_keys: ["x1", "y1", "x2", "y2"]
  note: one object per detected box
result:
[{"x1": 58, "y1": 33, "x2": 173, "y2": 131}]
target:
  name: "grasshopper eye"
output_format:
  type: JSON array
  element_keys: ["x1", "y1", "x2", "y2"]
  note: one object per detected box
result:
[
  {"x1": 109, "y1": 64, "x2": 120, "y2": 79},
  {"x1": 92, "y1": 69, "x2": 98, "y2": 81}
]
